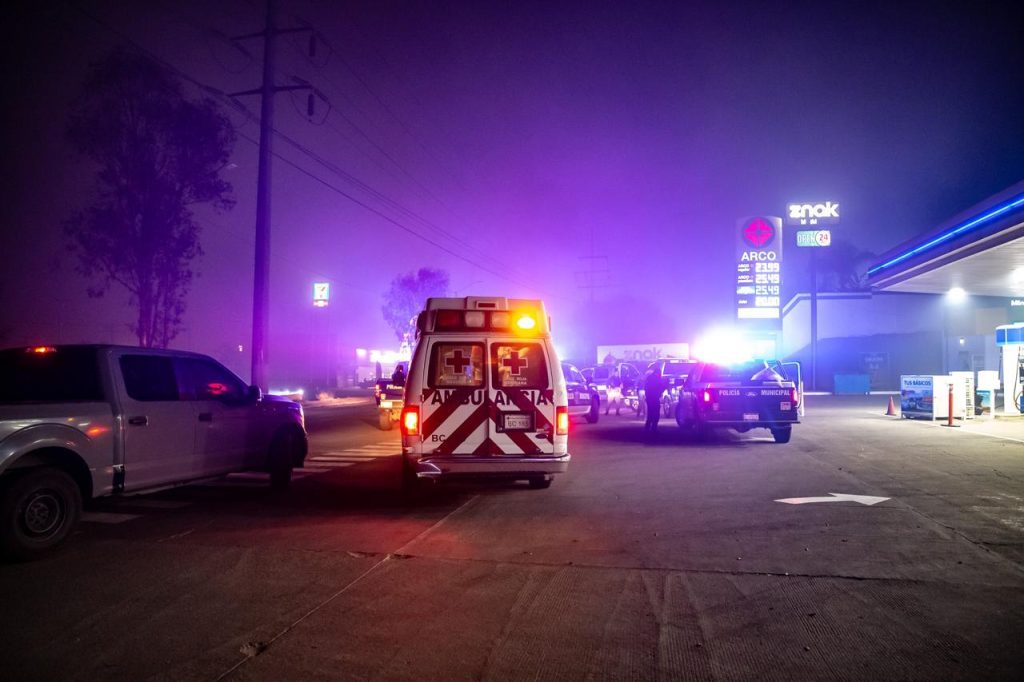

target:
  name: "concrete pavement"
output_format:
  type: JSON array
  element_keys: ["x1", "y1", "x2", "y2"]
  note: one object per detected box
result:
[{"x1": 1, "y1": 396, "x2": 1022, "y2": 680}]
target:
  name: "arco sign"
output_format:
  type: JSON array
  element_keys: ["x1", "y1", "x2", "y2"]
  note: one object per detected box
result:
[
  {"x1": 736, "y1": 216, "x2": 783, "y2": 321},
  {"x1": 787, "y1": 201, "x2": 839, "y2": 226}
]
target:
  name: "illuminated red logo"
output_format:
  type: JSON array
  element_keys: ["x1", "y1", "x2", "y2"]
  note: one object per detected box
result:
[{"x1": 743, "y1": 218, "x2": 775, "y2": 248}]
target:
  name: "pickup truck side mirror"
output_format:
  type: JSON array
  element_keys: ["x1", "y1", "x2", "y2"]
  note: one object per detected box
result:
[{"x1": 247, "y1": 385, "x2": 262, "y2": 403}]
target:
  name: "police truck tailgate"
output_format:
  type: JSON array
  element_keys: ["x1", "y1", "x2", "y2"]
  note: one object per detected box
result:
[{"x1": 704, "y1": 386, "x2": 798, "y2": 424}]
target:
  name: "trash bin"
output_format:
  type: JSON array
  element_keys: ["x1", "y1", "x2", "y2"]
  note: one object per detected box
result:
[{"x1": 834, "y1": 374, "x2": 870, "y2": 395}]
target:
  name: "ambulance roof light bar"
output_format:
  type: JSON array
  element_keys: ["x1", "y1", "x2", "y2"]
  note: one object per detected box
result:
[{"x1": 422, "y1": 297, "x2": 550, "y2": 335}]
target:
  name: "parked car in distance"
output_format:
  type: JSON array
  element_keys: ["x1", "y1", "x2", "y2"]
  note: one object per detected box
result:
[
  {"x1": 649, "y1": 358, "x2": 699, "y2": 417},
  {"x1": 0, "y1": 345, "x2": 307, "y2": 560},
  {"x1": 562, "y1": 362, "x2": 600, "y2": 423},
  {"x1": 583, "y1": 363, "x2": 643, "y2": 406}
]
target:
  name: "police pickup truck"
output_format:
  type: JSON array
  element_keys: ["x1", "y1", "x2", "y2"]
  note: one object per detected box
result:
[
  {"x1": 0, "y1": 345, "x2": 307, "y2": 560},
  {"x1": 674, "y1": 361, "x2": 799, "y2": 443}
]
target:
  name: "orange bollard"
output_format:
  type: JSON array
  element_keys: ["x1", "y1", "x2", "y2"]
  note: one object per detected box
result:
[
  {"x1": 885, "y1": 396, "x2": 898, "y2": 416},
  {"x1": 942, "y1": 381, "x2": 960, "y2": 428}
]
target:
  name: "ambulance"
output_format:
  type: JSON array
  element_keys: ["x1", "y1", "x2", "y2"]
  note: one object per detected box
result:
[{"x1": 400, "y1": 297, "x2": 571, "y2": 489}]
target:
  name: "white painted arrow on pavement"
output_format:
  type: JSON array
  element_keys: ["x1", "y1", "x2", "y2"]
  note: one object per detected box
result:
[{"x1": 775, "y1": 493, "x2": 890, "y2": 506}]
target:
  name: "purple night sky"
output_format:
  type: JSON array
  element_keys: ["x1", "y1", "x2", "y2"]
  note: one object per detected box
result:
[{"x1": 1, "y1": 0, "x2": 1022, "y2": 380}]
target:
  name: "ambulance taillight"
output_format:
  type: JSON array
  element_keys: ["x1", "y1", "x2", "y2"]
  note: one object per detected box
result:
[
  {"x1": 401, "y1": 406, "x2": 420, "y2": 436},
  {"x1": 556, "y1": 406, "x2": 569, "y2": 435},
  {"x1": 490, "y1": 311, "x2": 510, "y2": 328}
]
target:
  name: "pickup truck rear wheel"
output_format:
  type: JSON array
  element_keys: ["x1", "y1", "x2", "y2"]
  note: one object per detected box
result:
[
  {"x1": 585, "y1": 397, "x2": 600, "y2": 423},
  {"x1": 0, "y1": 467, "x2": 82, "y2": 561},
  {"x1": 528, "y1": 475, "x2": 552, "y2": 489},
  {"x1": 771, "y1": 426, "x2": 792, "y2": 443},
  {"x1": 268, "y1": 432, "x2": 297, "y2": 491}
]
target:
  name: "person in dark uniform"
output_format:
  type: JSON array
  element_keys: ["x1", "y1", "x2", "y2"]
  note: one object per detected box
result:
[
  {"x1": 391, "y1": 363, "x2": 406, "y2": 386},
  {"x1": 644, "y1": 366, "x2": 665, "y2": 432}
]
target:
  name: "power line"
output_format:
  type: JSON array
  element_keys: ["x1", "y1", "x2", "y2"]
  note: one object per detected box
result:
[
  {"x1": 274, "y1": 47, "x2": 515, "y2": 272},
  {"x1": 65, "y1": 1, "x2": 544, "y2": 296},
  {"x1": 288, "y1": 7, "x2": 468, "y2": 191},
  {"x1": 236, "y1": 128, "x2": 537, "y2": 290}
]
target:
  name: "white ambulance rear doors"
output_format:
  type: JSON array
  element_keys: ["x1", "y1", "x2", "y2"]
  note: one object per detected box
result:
[
  {"x1": 489, "y1": 340, "x2": 556, "y2": 456},
  {"x1": 417, "y1": 337, "x2": 556, "y2": 456},
  {"x1": 419, "y1": 339, "x2": 488, "y2": 454}
]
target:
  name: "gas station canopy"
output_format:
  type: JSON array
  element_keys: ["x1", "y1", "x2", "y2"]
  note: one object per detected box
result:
[{"x1": 867, "y1": 180, "x2": 1024, "y2": 296}]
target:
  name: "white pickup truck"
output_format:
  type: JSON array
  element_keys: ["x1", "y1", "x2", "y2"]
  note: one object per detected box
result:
[{"x1": 0, "y1": 345, "x2": 307, "y2": 560}]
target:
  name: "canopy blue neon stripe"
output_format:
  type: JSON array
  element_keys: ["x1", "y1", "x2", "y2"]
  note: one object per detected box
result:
[{"x1": 868, "y1": 193, "x2": 1024, "y2": 277}]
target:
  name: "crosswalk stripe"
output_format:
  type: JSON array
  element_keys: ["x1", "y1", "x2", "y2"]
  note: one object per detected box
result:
[{"x1": 82, "y1": 512, "x2": 142, "y2": 524}]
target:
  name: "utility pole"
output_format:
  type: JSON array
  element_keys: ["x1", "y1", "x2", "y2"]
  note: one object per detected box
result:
[{"x1": 230, "y1": 0, "x2": 313, "y2": 390}]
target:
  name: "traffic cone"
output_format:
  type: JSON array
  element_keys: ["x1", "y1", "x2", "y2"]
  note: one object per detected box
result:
[{"x1": 885, "y1": 396, "x2": 898, "y2": 417}]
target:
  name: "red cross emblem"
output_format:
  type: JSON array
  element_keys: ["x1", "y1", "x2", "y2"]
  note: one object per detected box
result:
[
  {"x1": 502, "y1": 349, "x2": 529, "y2": 375},
  {"x1": 743, "y1": 218, "x2": 775, "y2": 248},
  {"x1": 445, "y1": 350, "x2": 471, "y2": 374}
]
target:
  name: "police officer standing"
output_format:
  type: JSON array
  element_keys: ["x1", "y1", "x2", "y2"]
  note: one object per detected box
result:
[
  {"x1": 644, "y1": 366, "x2": 665, "y2": 432},
  {"x1": 391, "y1": 362, "x2": 406, "y2": 386},
  {"x1": 606, "y1": 369, "x2": 623, "y2": 416}
]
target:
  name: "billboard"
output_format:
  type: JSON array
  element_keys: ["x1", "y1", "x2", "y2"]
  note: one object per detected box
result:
[
  {"x1": 736, "y1": 216, "x2": 782, "y2": 321},
  {"x1": 597, "y1": 343, "x2": 689, "y2": 364},
  {"x1": 900, "y1": 375, "x2": 934, "y2": 419},
  {"x1": 312, "y1": 282, "x2": 330, "y2": 307}
]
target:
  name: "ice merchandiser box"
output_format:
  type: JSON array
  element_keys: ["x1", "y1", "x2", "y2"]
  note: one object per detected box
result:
[{"x1": 901, "y1": 375, "x2": 968, "y2": 420}]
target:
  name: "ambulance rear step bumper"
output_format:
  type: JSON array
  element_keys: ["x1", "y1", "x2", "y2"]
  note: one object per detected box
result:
[{"x1": 415, "y1": 454, "x2": 570, "y2": 478}]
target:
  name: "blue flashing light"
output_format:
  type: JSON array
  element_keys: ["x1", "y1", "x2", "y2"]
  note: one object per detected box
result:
[{"x1": 867, "y1": 193, "x2": 1024, "y2": 277}]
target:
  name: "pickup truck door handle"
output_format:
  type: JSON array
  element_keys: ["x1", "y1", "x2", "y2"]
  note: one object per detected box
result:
[
  {"x1": 198, "y1": 412, "x2": 213, "y2": 422},
  {"x1": 128, "y1": 416, "x2": 148, "y2": 426}
]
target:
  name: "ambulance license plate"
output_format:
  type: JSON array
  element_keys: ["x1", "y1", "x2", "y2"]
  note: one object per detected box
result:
[
  {"x1": 502, "y1": 412, "x2": 533, "y2": 431},
  {"x1": 743, "y1": 413, "x2": 759, "y2": 421}
]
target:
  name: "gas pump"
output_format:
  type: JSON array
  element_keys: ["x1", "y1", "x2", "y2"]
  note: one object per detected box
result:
[{"x1": 996, "y1": 323, "x2": 1024, "y2": 415}]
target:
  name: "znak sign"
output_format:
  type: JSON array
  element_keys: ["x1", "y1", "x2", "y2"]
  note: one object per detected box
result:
[{"x1": 787, "y1": 201, "x2": 839, "y2": 226}]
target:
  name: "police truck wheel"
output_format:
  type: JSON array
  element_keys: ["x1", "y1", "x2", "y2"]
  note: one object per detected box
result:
[
  {"x1": 675, "y1": 404, "x2": 688, "y2": 428},
  {"x1": 528, "y1": 475, "x2": 552, "y2": 490},
  {"x1": 268, "y1": 432, "x2": 296, "y2": 491},
  {"x1": 0, "y1": 467, "x2": 82, "y2": 561},
  {"x1": 379, "y1": 411, "x2": 393, "y2": 430},
  {"x1": 662, "y1": 398, "x2": 672, "y2": 418},
  {"x1": 771, "y1": 426, "x2": 792, "y2": 444},
  {"x1": 586, "y1": 398, "x2": 600, "y2": 423}
]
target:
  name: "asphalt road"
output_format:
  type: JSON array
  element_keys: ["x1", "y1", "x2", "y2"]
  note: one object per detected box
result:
[{"x1": 2, "y1": 396, "x2": 1023, "y2": 680}]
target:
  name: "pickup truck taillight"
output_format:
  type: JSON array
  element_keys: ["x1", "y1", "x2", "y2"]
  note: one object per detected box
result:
[
  {"x1": 401, "y1": 406, "x2": 420, "y2": 436},
  {"x1": 702, "y1": 389, "x2": 713, "y2": 404},
  {"x1": 790, "y1": 387, "x2": 799, "y2": 405}
]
